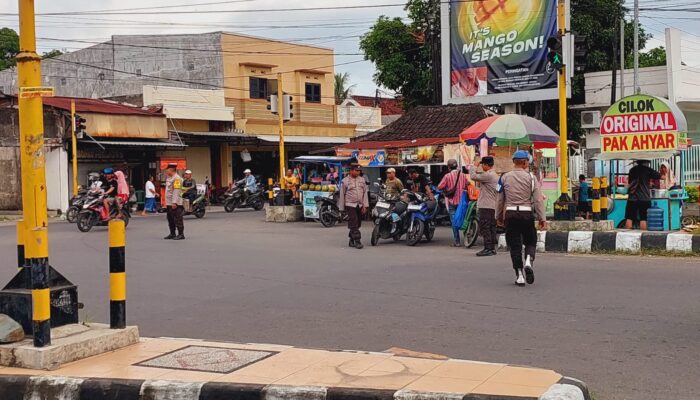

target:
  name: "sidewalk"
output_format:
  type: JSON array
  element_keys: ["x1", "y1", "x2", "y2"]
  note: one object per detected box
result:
[{"x1": 0, "y1": 337, "x2": 590, "y2": 399}]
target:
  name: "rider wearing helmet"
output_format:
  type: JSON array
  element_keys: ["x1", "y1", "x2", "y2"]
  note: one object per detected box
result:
[
  {"x1": 236, "y1": 169, "x2": 257, "y2": 202},
  {"x1": 100, "y1": 167, "x2": 118, "y2": 218},
  {"x1": 182, "y1": 170, "x2": 197, "y2": 210}
]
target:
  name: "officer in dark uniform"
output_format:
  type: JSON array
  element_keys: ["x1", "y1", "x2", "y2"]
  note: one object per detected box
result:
[{"x1": 496, "y1": 150, "x2": 546, "y2": 286}]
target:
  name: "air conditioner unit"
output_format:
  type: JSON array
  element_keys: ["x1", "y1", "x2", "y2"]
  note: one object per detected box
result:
[{"x1": 580, "y1": 111, "x2": 601, "y2": 129}]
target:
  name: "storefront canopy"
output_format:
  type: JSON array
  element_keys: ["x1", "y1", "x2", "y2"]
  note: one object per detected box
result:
[{"x1": 258, "y1": 135, "x2": 350, "y2": 144}]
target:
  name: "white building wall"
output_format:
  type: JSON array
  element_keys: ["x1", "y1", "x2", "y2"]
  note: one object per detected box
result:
[{"x1": 336, "y1": 99, "x2": 382, "y2": 136}]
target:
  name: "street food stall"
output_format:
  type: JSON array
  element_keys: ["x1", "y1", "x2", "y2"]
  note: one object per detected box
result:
[
  {"x1": 291, "y1": 156, "x2": 355, "y2": 220},
  {"x1": 597, "y1": 94, "x2": 689, "y2": 230}
]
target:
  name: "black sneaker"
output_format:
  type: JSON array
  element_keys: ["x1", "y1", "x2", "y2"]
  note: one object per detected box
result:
[
  {"x1": 524, "y1": 256, "x2": 535, "y2": 285},
  {"x1": 173, "y1": 234, "x2": 185, "y2": 240},
  {"x1": 476, "y1": 249, "x2": 491, "y2": 257},
  {"x1": 348, "y1": 239, "x2": 355, "y2": 248},
  {"x1": 164, "y1": 234, "x2": 175, "y2": 240},
  {"x1": 354, "y1": 241, "x2": 364, "y2": 249}
]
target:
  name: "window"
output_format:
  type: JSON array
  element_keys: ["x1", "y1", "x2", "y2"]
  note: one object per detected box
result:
[
  {"x1": 249, "y1": 77, "x2": 277, "y2": 99},
  {"x1": 187, "y1": 61, "x2": 195, "y2": 71},
  {"x1": 135, "y1": 68, "x2": 142, "y2": 77},
  {"x1": 305, "y1": 83, "x2": 321, "y2": 103},
  {"x1": 60, "y1": 78, "x2": 66, "y2": 86}
]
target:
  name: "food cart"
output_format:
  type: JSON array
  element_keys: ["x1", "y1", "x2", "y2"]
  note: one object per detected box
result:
[
  {"x1": 291, "y1": 156, "x2": 355, "y2": 220},
  {"x1": 597, "y1": 95, "x2": 689, "y2": 230}
]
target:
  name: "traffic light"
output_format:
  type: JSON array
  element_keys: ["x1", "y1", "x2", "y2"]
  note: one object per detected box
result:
[
  {"x1": 74, "y1": 114, "x2": 86, "y2": 138},
  {"x1": 546, "y1": 35, "x2": 564, "y2": 72},
  {"x1": 282, "y1": 94, "x2": 293, "y2": 121},
  {"x1": 267, "y1": 94, "x2": 278, "y2": 114},
  {"x1": 573, "y1": 34, "x2": 588, "y2": 72}
]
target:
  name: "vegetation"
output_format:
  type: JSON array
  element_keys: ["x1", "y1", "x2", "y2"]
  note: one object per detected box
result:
[
  {"x1": 334, "y1": 72, "x2": 355, "y2": 105},
  {"x1": 0, "y1": 27, "x2": 19, "y2": 71}
]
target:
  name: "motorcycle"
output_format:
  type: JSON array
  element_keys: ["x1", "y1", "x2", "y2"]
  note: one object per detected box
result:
[
  {"x1": 462, "y1": 200, "x2": 480, "y2": 248},
  {"x1": 404, "y1": 187, "x2": 443, "y2": 246},
  {"x1": 223, "y1": 182, "x2": 265, "y2": 212},
  {"x1": 66, "y1": 187, "x2": 88, "y2": 223},
  {"x1": 76, "y1": 190, "x2": 131, "y2": 232},
  {"x1": 183, "y1": 184, "x2": 208, "y2": 219},
  {"x1": 316, "y1": 192, "x2": 347, "y2": 228},
  {"x1": 370, "y1": 193, "x2": 407, "y2": 246}
]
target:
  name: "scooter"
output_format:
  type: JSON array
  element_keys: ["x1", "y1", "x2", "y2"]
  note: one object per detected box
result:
[
  {"x1": 223, "y1": 182, "x2": 265, "y2": 212},
  {"x1": 404, "y1": 187, "x2": 443, "y2": 246},
  {"x1": 66, "y1": 187, "x2": 88, "y2": 223},
  {"x1": 316, "y1": 192, "x2": 347, "y2": 228},
  {"x1": 76, "y1": 190, "x2": 131, "y2": 232},
  {"x1": 462, "y1": 201, "x2": 480, "y2": 248},
  {"x1": 370, "y1": 194, "x2": 407, "y2": 246}
]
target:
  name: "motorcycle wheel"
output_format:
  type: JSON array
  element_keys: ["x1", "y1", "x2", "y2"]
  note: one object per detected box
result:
[
  {"x1": 194, "y1": 206, "x2": 206, "y2": 218},
  {"x1": 76, "y1": 212, "x2": 96, "y2": 232},
  {"x1": 465, "y1": 218, "x2": 479, "y2": 248},
  {"x1": 425, "y1": 223, "x2": 435, "y2": 242},
  {"x1": 406, "y1": 220, "x2": 424, "y2": 246},
  {"x1": 371, "y1": 225, "x2": 381, "y2": 246},
  {"x1": 66, "y1": 206, "x2": 80, "y2": 223},
  {"x1": 319, "y1": 208, "x2": 337, "y2": 228},
  {"x1": 224, "y1": 199, "x2": 236, "y2": 213},
  {"x1": 251, "y1": 198, "x2": 264, "y2": 211}
]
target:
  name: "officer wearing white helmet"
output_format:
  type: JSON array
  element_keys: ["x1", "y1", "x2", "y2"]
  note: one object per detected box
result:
[{"x1": 496, "y1": 150, "x2": 546, "y2": 286}]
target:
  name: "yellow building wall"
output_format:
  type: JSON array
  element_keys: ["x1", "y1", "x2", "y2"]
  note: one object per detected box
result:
[
  {"x1": 171, "y1": 119, "x2": 209, "y2": 132},
  {"x1": 159, "y1": 147, "x2": 211, "y2": 183},
  {"x1": 241, "y1": 119, "x2": 356, "y2": 137},
  {"x1": 220, "y1": 33, "x2": 336, "y2": 125}
]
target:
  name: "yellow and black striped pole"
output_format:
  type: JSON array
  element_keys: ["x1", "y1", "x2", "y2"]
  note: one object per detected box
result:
[
  {"x1": 16, "y1": 220, "x2": 25, "y2": 270},
  {"x1": 268, "y1": 177, "x2": 274, "y2": 205},
  {"x1": 600, "y1": 177, "x2": 609, "y2": 220},
  {"x1": 29, "y1": 227, "x2": 50, "y2": 347},
  {"x1": 108, "y1": 219, "x2": 126, "y2": 329},
  {"x1": 591, "y1": 177, "x2": 601, "y2": 222}
]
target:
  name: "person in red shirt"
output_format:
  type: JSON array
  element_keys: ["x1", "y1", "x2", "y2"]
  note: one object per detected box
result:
[{"x1": 438, "y1": 159, "x2": 468, "y2": 246}]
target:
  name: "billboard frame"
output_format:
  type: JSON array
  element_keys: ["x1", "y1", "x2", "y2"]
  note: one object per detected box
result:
[{"x1": 440, "y1": 0, "x2": 572, "y2": 106}]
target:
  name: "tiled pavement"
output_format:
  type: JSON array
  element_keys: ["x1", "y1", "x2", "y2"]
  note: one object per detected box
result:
[{"x1": 0, "y1": 337, "x2": 577, "y2": 398}]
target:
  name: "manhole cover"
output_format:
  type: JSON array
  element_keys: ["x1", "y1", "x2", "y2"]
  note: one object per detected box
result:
[{"x1": 135, "y1": 345, "x2": 277, "y2": 373}]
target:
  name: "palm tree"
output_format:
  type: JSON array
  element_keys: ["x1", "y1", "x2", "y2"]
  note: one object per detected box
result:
[{"x1": 334, "y1": 72, "x2": 355, "y2": 105}]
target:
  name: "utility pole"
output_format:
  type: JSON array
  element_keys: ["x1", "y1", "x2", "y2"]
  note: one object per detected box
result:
[
  {"x1": 277, "y1": 73, "x2": 285, "y2": 189},
  {"x1": 557, "y1": 0, "x2": 568, "y2": 198},
  {"x1": 71, "y1": 100, "x2": 78, "y2": 196},
  {"x1": 17, "y1": 0, "x2": 51, "y2": 347},
  {"x1": 620, "y1": 18, "x2": 625, "y2": 98},
  {"x1": 633, "y1": 0, "x2": 640, "y2": 94}
]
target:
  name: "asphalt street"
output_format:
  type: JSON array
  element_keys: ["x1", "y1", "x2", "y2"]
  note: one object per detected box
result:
[{"x1": 1, "y1": 210, "x2": 699, "y2": 400}]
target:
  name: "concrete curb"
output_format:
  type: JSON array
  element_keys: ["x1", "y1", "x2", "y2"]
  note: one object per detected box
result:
[
  {"x1": 0, "y1": 374, "x2": 591, "y2": 400},
  {"x1": 498, "y1": 230, "x2": 700, "y2": 254}
]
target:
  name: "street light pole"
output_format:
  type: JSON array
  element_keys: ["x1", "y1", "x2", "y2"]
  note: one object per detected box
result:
[
  {"x1": 277, "y1": 73, "x2": 286, "y2": 189},
  {"x1": 71, "y1": 100, "x2": 78, "y2": 196},
  {"x1": 633, "y1": 0, "x2": 640, "y2": 94},
  {"x1": 17, "y1": 0, "x2": 51, "y2": 347},
  {"x1": 557, "y1": 0, "x2": 568, "y2": 197}
]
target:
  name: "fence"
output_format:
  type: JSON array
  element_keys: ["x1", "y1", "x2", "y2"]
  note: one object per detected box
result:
[{"x1": 649, "y1": 145, "x2": 700, "y2": 185}]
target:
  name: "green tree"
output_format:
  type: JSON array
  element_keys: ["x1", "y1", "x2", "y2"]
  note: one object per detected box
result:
[
  {"x1": 360, "y1": 0, "x2": 439, "y2": 110},
  {"x1": 633, "y1": 46, "x2": 666, "y2": 68},
  {"x1": 334, "y1": 72, "x2": 356, "y2": 105},
  {"x1": 42, "y1": 49, "x2": 64, "y2": 59},
  {"x1": 0, "y1": 27, "x2": 19, "y2": 71}
]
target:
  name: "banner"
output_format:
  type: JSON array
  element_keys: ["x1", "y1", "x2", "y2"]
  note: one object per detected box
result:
[
  {"x1": 601, "y1": 95, "x2": 686, "y2": 154},
  {"x1": 400, "y1": 146, "x2": 445, "y2": 165},
  {"x1": 356, "y1": 150, "x2": 386, "y2": 167},
  {"x1": 449, "y1": 0, "x2": 558, "y2": 99}
]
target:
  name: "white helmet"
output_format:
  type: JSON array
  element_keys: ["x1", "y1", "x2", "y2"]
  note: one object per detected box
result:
[
  {"x1": 184, "y1": 169, "x2": 192, "y2": 174},
  {"x1": 244, "y1": 169, "x2": 251, "y2": 174}
]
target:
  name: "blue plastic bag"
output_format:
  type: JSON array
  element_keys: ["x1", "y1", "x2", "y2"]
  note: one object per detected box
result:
[{"x1": 452, "y1": 191, "x2": 469, "y2": 230}]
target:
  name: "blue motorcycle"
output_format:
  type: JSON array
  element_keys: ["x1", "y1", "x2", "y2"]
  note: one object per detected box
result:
[{"x1": 405, "y1": 187, "x2": 442, "y2": 246}]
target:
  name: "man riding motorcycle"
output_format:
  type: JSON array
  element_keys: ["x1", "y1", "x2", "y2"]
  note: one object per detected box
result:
[
  {"x1": 182, "y1": 169, "x2": 198, "y2": 211},
  {"x1": 236, "y1": 169, "x2": 257, "y2": 203},
  {"x1": 100, "y1": 168, "x2": 118, "y2": 218}
]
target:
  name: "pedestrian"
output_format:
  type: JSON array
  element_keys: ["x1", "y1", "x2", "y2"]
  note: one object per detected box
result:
[
  {"x1": 339, "y1": 164, "x2": 369, "y2": 249},
  {"x1": 496, "y1": 150, "x2": 546, "y2": 286},
  {"x1": 470, "y1": 156, "x2": 499, "y2": 256},
  {"x1": 437, "y1": 159, "x2": 468, "y2": 247},
  {"x1": 164, "y1": 164, "x2": 185, "y2": 240},
  {"x1": 624, "y1": 160, "x2": 661, "y2": 230},
  {"x1": 576, "y1": 175, "x2": 590, "y2": 219},
  {"x1": 142, "y1": 176, "x2": 157, "y2": 216}
]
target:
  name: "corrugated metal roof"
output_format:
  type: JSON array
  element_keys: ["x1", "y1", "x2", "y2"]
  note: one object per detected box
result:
[
  {"x1": 257, "y1": 135, "x2": 350, "y2": 144},
  {"x1": 173, "y1": 130, "x2": 246, "y2": 138},
  {"x1": 43, "y1": 97, "x2": 164, "y2": 117},
  {"x1": 80, "y1": 139, "x2": 185, "y2": 147}
]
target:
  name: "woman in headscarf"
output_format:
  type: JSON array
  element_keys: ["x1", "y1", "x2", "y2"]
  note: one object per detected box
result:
[
  {"x1": 659, "y1": 162, "x2": 677, "y2": 190},
  {"x1": 114, "y1": 170, "x2": 130, "y2": 218}
]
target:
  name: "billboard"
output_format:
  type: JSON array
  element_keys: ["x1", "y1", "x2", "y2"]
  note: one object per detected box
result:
[
  {"x1": 601, "y1": 95, "x2": 687, "y2": 154},
  {"x1": 441, "y1": 0, "x2": 568, "y2": 105}
]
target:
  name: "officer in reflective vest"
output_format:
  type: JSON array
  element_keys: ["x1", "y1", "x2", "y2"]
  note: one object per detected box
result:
[
  {"x1": 164, "y1": 163, "x2": 185, "y2": 240},
  {"x1": 496, "y1": 150, "x2": 546, "y2": 286}
]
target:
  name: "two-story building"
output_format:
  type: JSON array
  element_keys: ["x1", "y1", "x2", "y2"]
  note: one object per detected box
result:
[{"x1": 0, "y1": 32, "x2": 357, "y2": 181}]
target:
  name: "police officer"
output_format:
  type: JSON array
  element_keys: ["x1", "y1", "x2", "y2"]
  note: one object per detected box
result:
[
  {"x1": 164, "y1": 163, "x2": 185, "y2": 240},
  {"x1": 470, "y1": 156, "x2": 499, "y2": 256},
  {"x1": 496, "y1": 150, "x2": 546, "y2": 286}
]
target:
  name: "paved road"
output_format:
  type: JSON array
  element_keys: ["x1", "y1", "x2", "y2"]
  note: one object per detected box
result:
[{"x1": 1, "y1": 210, "x2": 699, "y2": 399}]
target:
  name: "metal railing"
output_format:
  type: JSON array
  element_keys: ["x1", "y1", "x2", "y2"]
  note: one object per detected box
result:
[{"x1": 685, "y1": 145, "x2": 700, "y2": 183}]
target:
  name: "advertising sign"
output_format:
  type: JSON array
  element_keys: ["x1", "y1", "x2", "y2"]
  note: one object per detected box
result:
[
  {"x1": 400, "y1": 145, "x2": 445, "y2": 165},
  {"x1": 444, "y1": 0, "x2": 561, "y2": 105},
  {"x1": 302, "y1": 191, "x2": 332, "y2": 219},
  {"x1": 356, "y1": 150, "x2": 386, "y2": 167},
  {"x1": 601, "y1": 95, "x2": 685, "y2": 154}
]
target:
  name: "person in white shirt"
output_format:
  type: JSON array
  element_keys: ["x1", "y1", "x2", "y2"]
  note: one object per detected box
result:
[{"x1": 142, "y1": 176, "x2": 158, "y2": 215}]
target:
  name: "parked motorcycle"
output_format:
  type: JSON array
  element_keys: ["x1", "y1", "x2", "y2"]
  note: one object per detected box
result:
[
  {"x1": 404, "y1": 187, "x2": 443, "y2": 246},
  {"x1": 183, "y1": 184, "x2": 208, "y2": 219},
  {"x1": 316, "y1": 192, "x2": 347, "y2": 228},
  {"x1": 223, "y1": 182, "x2": 265, "y2": 212},
  {"x1": 76, "y1": 190, "x2": 131, "y2": 232},
  {"x1": 462, "y1": 200, "x2": 480, "y2": 248},
  {"x1": 370, "y1": 194, "x2": 407, "y2": 246}
]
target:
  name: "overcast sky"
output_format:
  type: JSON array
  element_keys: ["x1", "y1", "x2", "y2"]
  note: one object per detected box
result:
[{"x1": 0, "y1": 0, "x2": 698, "y2": 96}]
